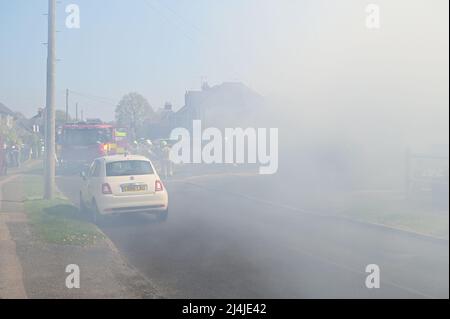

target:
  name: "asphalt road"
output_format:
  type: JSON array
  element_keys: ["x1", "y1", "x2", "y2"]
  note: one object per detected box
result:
[{"x1": 57, "y1": 174, "x2": 449, "y2": 298}]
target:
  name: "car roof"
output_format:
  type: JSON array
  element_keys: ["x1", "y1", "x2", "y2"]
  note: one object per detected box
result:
[{"x1": 96, "y1": 154, "x2": 151, "y2": 164}]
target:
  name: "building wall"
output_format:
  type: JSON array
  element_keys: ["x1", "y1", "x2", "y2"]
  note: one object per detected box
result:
[{"x1": 0, "y1": 114, "x2": 14, "y2": 128}]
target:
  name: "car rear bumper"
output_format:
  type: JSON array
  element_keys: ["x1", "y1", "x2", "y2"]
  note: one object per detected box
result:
[{"x1": 96, "y1": 192, "x2": 168, "y2": 215}]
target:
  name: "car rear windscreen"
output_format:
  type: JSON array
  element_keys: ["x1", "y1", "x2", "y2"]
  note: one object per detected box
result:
[{"x1": 106, "y1": 160, "x2": 154, "y2": 176}]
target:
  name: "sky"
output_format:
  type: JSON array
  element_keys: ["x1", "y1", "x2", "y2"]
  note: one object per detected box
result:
[
  {"x1": 1, "y1": 0, "x2": 314, "y2": 118},
  {"x1": 0, "y1": 0, "x2": 449, "y2": 149}
]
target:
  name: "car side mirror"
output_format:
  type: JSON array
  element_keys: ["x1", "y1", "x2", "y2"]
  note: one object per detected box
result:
[{"x1": 80, "y1": 171, "x2": 86, "y2": 180}]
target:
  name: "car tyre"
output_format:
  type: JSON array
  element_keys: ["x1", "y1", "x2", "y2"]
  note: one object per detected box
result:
[
  {"x1": 79, "y1": 192, "x2": 87, "y2": 214},
  {"x1": 91, "y1": 199, "x2": 102, "y2": 225}
]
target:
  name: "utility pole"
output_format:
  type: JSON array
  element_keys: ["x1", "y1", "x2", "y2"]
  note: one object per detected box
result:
[
  {"x1": 65, "y1": 89, "x2": 69, "y2": 123},
  {"x1": 44, "y1": 0, "x2": 56, "y2": 200},
  {"x1": 75, "y1": 102, "x2": 78, "y2": 121}
]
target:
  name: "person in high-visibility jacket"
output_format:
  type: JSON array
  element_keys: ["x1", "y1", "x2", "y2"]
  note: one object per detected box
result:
[{"x1": 160, "y1": 140, "x2": 173, "y2": 178}]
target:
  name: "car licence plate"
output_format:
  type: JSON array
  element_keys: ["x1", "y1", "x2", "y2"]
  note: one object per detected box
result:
[{"x1": 121, "y1": 184, "x2": 148, "y2": 192}]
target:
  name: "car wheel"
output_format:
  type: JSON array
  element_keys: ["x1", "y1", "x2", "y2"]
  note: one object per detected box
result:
[
  {"x1": 91, "y1": 199, "x2": 101, "y2": 225},
  {"x1": 156, "y1": 208, "x2": 169, "y2": 222},
  {"x1": 79, "y1": 192, "x2": 87, "y2": 214}
]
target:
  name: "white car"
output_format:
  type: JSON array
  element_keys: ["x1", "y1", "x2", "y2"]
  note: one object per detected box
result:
[{"x1": 80, "y1": 154, "x2": 169, "y2": 222}]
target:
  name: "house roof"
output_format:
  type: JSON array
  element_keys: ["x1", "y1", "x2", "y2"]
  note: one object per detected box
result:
[
  {"x1": 177, "y1": 82, "x2": 264, "y2": 115},
  {"x1": 0, "y1": 103, "x2": 15, "y2": 116}
]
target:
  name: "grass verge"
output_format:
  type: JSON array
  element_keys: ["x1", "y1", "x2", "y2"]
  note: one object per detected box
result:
[
  {"x1": 23, "y1": 174, "x2": 104, "y2": 246},
  {"x1": 336, "y1": 192, "x2": 449, "y2": 239}
]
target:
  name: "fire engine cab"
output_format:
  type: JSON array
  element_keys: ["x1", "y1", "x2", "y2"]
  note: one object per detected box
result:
[{"x1": 58, "y1": 120, "x2": 128, "y2": 170}]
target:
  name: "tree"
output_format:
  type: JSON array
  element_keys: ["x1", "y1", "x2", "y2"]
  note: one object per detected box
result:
[{"x1": 115, "y1": 92, "x2": 154, "y2": 140}]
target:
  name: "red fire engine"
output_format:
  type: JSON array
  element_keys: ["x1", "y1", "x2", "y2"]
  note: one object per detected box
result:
[{"x1": 58, "y1": 120, "x2": 128, "y2": 169}]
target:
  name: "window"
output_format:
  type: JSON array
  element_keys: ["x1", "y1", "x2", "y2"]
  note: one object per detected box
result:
[
  {"x1": 63, "y1": 128, "x2": 112, "y2": 145},
  {"x1": 88, "y1": 162, "x2": 96, "y2": 177},
  {"x1": 106, "y1": 160, "x2": 153, "y2": 176},
  {"x1": 92, "y1": 161, "x2": 102, "y2": 177}
]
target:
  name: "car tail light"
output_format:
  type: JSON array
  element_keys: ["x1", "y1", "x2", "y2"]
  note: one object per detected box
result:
[
  {"x1": 102, "y1": 183, "x2": 112, "y2": 194},
  {"x1": 155, "y1": 180, "x2": 163, "y2": 192},
  {"x1": 99, "y1": 143, "x2": 108, "y2": 155}
]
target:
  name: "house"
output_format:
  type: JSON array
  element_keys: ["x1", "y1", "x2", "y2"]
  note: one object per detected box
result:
[
  {"x1": 0, "y1": 102, "x2": 15, "y2": 128},
  {"x1": 173, "y1": 82, "x2": 266, "y2": 131},
  {"x1": 146, "y1": 102, "x2": 176, "y2": 139},
  {"x1": 145, "y1": 82, "x2": 266, "y2": 139},
  {"x1": 29, "y1": 108, "x2": 45, "y2": 135}
]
